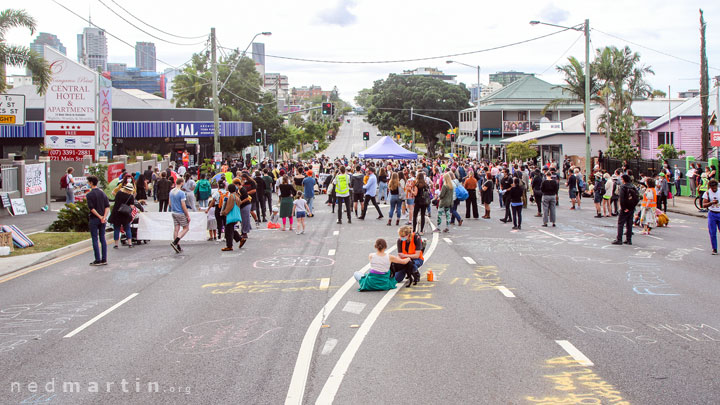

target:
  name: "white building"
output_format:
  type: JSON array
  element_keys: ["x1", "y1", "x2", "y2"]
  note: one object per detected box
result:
[
  {"x1": 77, "y1": 26, "x2": 108, "y2": 71},
  {"x1": 135, "y1": 42, "x2": 156, "y2": 72}
]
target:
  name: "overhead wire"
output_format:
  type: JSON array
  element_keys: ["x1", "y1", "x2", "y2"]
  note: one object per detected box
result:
[
  {"x1": 538, "y1": 33, "x2": 584, "y2": 75},
  {"x1": 95, "y1": 0, "x2": 208, "y2": 46},
  {"x1": 106, "y1": 0, "x2": 208, "y2": 40}
]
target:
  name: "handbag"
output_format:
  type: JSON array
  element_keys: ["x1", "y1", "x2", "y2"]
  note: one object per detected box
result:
[
  {"x1": 118, "y1": 203, "x2": 132, "y2": 216},
  {"x1": 226, "y1": 203, "x2": 242, "y2": 223}
]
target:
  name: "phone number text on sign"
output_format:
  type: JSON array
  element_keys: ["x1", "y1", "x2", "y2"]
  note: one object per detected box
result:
[{"x1": 48, "y1": 149, "x2": 94, "y2": 161}]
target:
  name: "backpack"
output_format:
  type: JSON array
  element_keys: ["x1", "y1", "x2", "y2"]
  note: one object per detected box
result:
[
  {"x1": 60, "y1": 174, "x2": 69, "y2": 189},
  {"x1": 419, "y1": 187, "x2": 431, "y2": 206},
  {"x1": 627, "y1": 185, "x2": 640, "y2": 207},
  {"x1": 455, "y1": 184, "x2": 469, "y2": 201},
  {"x1": 578, "y1": 178, "x2": 585, "y2": 191},
  {"x1": 196, "y1": 180, "x2": 212, "y2": 200}
]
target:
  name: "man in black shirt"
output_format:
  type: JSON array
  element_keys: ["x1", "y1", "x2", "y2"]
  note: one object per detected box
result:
[
  {"x1": 541, "y1": 172, "x2": 559, "y2": 227},
  {"x1": 613, "y1": 174, "x2": 637, "y2": 245},
  {"x1": 531, "y1": 168, "x2": 543, "y2": 217},
  {"x1": 499, "y1": 169, "x2": 512, "y2": 223},
  {"x1": 86, "y1": 175, "x2": 110, "y2": 266}
]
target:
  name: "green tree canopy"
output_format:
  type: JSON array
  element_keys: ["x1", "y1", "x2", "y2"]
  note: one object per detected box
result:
[
  {"x1": 365, "y1": 74, "x2": 470, "y2": 156},
  {"x1": 0, "y1": 9, "x2": 52, "y2": 94}
]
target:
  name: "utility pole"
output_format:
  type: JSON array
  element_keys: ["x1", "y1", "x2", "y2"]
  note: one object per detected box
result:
[
  {"x1": 584, "y1": 19, "x2": 591, "y2": 178},
  {"x1": 211, "y1": 27, "x2": 220, "y2": 153}
]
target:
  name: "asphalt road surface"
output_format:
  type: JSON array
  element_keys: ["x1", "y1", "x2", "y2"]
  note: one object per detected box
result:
[
  {"x1": 323, "y1": 115, "x2": 382, "y2": 159},
  {"x1": 1, "y1": 127, "x2": 719, "y2": 404}
]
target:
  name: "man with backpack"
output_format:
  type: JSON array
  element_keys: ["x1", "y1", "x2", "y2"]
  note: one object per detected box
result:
[
  {"x1": 613, "y1": 174, "x2": 639, "y2": 246},
  {"x1": 194, "y1": 173, "x2": 212, "y2": 209}
]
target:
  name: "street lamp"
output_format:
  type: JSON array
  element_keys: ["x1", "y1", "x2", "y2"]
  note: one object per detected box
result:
[
  {"x1": 447, "y1": 60, "x2": 481, "y2": 160},
  {"x1": 531, "y1": 19, "x2": 592, "y2": 177}
]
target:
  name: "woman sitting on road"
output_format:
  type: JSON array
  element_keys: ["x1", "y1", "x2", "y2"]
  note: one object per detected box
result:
[{"x1": 354, "y1": 238, "x2": 410, "y2": 291}]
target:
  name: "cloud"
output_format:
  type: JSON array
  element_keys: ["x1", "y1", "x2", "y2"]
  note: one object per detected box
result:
[
  {"x1": 541, "y1": 3, "x2": 569, "y2": 24},
  {"x1": 315, "y1": 0, "x2": 358, "y2": 27}
]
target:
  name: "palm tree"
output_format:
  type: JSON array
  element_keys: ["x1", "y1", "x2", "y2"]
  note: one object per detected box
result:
[
  {"x1": 542, "y1": 56, "x2": 604, "y2": 116},
  {"x1": 0, "y1": 9, "x2": 52, "y2": 94},
  {"x1": 171, "y1": 53, "x2": 212, "y2": 108}
]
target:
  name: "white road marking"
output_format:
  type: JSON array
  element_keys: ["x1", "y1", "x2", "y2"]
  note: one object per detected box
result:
[
  {"x1": 333, "y1": 231, "x2": 339, "y2": 236},
  {"x1": 328, "y1": 249, "x2": 336, "y2": 256},
  {"x1": 555, "y1": 340, "x2": 594, "y2": 366},
  {"x1": 443, "y1": 238, "x2": 452, "y2": 244},
  {"x1": 496, "y1": 286, "x2": 515, "y2": 298},
  {"x1": 63, "y1": 293, "x2": 139, "y2": 338},
  {"x1": 319, "y1": 278, "x2": 330, "y2": 290},
  {"x1": 463, "y1": 257, "x2": 476, "y2": 264},
  {"x1": 342, "y1": 301, "x2": 366, "y2": 315},
  {"x1": 285, "y1": 245, "x2": 397, "y2": 405},
  {"x1": 537, "y1": 229, "x2": 567, "y2": 241},
  {"x1": 314, "y1": 223, "x2": 440, "y2": 404},
  {"x1": 321, "y1": 338, "x2": 338, "y2": 355},
  {"x1": 646, "y1": 235, "x2": 663, "y2": 240}
]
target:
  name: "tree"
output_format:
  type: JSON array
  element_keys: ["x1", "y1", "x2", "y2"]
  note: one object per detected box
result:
[
  {"x1": 355, "y1": 88, "x2": 373, "y2": 109},
  {"x1": 601, "y1": 110, "x2": 640, "y2": 160},
  {"x1": 700, "y1": 9, "x2": 709, "y2": 160},
  {"x1": 657, "y1": 144, "x2": 685, "y2": 160},
  {"x1": 0, "y1": 9, "x2": 52, "y2": 94},
  {"x1": 650, "y1": 89, "x2": 666, "y2": 99},
  {"x1": 506, "y1": 140, "x2": 538, "y2": 162},
  {"x1": 543, "y1": 56, "x2": 604, "y2": 114},
  {"x1": 365, "y1": 74, "x2": 470, "y2": 157}
]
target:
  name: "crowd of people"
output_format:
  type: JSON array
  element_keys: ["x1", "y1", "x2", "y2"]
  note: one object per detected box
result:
[{"x1": 84, "y1": 153, "x2": 720, "y2": 269}]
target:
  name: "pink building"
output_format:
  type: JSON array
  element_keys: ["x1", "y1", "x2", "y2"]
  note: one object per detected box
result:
[{"x1": 638, "y1": 88, "x2": 718, "y2": 159}]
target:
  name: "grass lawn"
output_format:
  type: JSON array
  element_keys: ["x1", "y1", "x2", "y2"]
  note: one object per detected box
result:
[{"x1": 7, "y1": 232, "x2": 89, "y2": 257}]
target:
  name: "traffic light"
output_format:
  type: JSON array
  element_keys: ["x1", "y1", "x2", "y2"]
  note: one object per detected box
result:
[
  {"x1": 331, "y1": 104, "x2": 336, "y2": 115},
  {"x1": 255, "y1": 130, "x2": 263, "y2": 144},
  {"x1": 322, "y1": 103, "x2": 332, "y2": 115},
  {"x1": 363, "y1": 131, "x2": 369, "y2": 141}
]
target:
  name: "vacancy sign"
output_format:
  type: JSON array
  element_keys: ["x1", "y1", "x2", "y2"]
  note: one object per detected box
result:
[
  {"x1": 0, "y1": 94, "x2": 25, "y2": 125},
  {"x1": 44, "y1": 46, "x2": 97, "y2": 161}
]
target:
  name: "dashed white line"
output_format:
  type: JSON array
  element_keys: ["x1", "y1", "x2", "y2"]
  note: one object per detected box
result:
[
  {"x1": 328, "y1": 249, "x2": 336, "y2": 256},
  {"x1": 321, "y1": 338, "x2": 338, "y2": 355},
  {"x1": 443, "y1": 238, "x2": 452, "y2": 245},
  {"x1": 646, "y1": 235, "x2": 663, "y2": 240},
  {"x1": 333, "y1": 231, "x2": 339, "y2": 236},
  {"x1": 537, "y1": 229, "x2": 567, "y2": 241},
  {"x1": 463, "y1": 257, "x2": 476, "y2": 265},
  {"x1": 496, "y1": 286, "x2": 515, "y2": 298},
  {"x1": 319, "y1": 278, "x2": 330, "y2": 290},
  {"x1": 63, "y1": 293, "x2": 139, "y2": 338},
  {"x1": 555, "y1": 340, "x2": 594, "y2": 366}
]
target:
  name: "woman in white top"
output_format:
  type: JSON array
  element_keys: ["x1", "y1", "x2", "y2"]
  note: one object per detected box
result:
[{"x1": 354, "y1": 238, "x2": 410, "y2": 291}]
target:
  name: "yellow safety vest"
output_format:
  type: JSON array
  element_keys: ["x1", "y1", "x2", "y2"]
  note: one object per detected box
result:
[{"x1": 336, "y1": 174, "x2": 350, "y2": 195}]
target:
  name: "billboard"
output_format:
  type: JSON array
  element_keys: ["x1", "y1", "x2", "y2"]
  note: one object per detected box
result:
[
  {"x1": 98, "y1": 76, "x2": 112, "y2": 157},
  {"x1": 502, "y1": 121, "x2": 530, "y2": 133},
  {"x1": 43, "y1": 46, "x2": 97, "y2": 161}
]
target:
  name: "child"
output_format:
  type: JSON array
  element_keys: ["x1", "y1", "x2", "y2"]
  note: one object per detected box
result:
[
  {"x1": 206, "y1": 205, "x2": 218, "y2": 241},
  {"x1": 292, "y1": 193, "x2": 311, "y2": 235},
  {"x1": 268, "y1": 206, "x2": 281, "y2": 229},
  {"x1": 640, "y1": 178, "x2": 658, "y2": 235},
  {"x1": 354, "y1": 238, "x2": 410, "y2": 291}
]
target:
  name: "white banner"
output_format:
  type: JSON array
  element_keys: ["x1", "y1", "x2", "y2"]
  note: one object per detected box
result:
[
  {"x1": 136, "y1": 212, "x2": 208, "y2": 241},
  {"x1": 24, "y1": 163, "x2": 47, "y2": 196}
]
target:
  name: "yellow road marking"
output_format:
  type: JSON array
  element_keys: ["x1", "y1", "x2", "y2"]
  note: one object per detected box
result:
[{"x1": 0, "y1": 247, "x2": 92, "y2": 284}]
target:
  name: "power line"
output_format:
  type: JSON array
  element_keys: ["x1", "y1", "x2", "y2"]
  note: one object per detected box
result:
[
  {"x1": 592, "y1": 28, "x2": 720, "y2": 71},
  {"x1": 538, "y1": 33, "x2": 584, "y2": 76},
  {"x1": 106, "y1": 0, "x2": 207, "y2": 40},
  {"x1": 96, "y1": 0, "x2": 207, "y2": 46},
  {"x1": 52, "y1": 0, "x2": 211, "y2": 84},
  {"x1": 247, "y1": 28, "x2": 574, "y2": 64}
]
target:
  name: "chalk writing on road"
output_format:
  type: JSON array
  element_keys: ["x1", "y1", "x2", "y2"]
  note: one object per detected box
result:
[
  {"x1": 0, "y1": 300, "x2": 113, "y2": 354},
  {"x1": 202, "y1": 279, "x2": 338, "y2": 294},
  {"x1": 387, "y1": 264, "x2": 446, "y2": 311},
  {"x1": 253, "y1": 256, "x2": 335, "y2": 269},
  {"x1": 526, "y1": 356, "x2": 629, "y2": 404},
  {"x1": 576, "y1": 323, "x2": 720, "y2": 344},
  {"x1": 164, "y1": 317, "x2": 281, "y2": 354}
]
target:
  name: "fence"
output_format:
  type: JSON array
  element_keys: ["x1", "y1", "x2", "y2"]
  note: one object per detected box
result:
[
  {"x1": 602, "y1": 157, "x2": 663, "y2": 177},
  {"x1": 0, "y1": 165, "x2": 18, "y2": 192}
]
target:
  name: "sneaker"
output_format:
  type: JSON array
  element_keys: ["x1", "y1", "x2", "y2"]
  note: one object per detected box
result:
[
  {"x1": 552, "y1": 223, "x2": 556, "y2": 227},
  {"x1": 238, "y1": 238, "x2": 248, "y2": 249},
  {"x1": 458, "y1": 220, "x2": 463, "y2": 227},
  {"x1": 301, "y1": 230, "x2": 305, "y2": 234},
  {"x1": 712, "y1": 249, "x2": 718, "y2": 255},
  {"x1": 511, "y1": 226, "x2": 518, "y2": 230},
  {"x1": 624, "y1": 240, "x2": 632, "y2": 245},
  {"x1": 337, "y1": 220, "x2": 342, "y2": 224},
  {"x1": 611, "y1": 240, "x2": 623, "y2": 245},
  {"x1": 99, "y1": 260, "x2": 107, "y2": 265},
  {"x1": 443, "y1": 228, "x2": 449, "y2": 233},
  {"x1": 170, "y1": 242, "x2": 180, "y2": 253},
  {"x1": 113, "y1": 245, "x2": 118, "y2": 249},
  {"x1": 542, "y1": 224, "x2": 548, "y2": 227},
  {"x1": 221, "y1": 247, "x2": 233, "y2": 251},
  {"x1": 90, "y1": 260, "x2": 102, "y2": 266}
]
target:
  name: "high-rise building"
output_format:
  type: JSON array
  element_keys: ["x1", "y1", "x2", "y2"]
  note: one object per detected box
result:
[
  {"x1": 488, "y1": 71, "x2": 534, "y2": 87},
  {"x1": 77, "y1": 26, "x2": 108, "y2": 71},
  {"x1": 30, "y1": 32, "x2": 66, "y2": 58},
  {"x1": 135, "y1": 42, "x2": 156, "y2": 72},
  {"x1": 252, "y1": 42, "x2": 266, "y2": 77},
  {"x1": 107, "y1": 63, "x2": 128, "y2": 73},
  {"x1": 107, "y1": 67, "x2": 165, "y2": 97}
]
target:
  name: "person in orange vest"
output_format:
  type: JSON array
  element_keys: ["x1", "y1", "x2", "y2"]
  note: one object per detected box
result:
[
  {"x1": 390, "y1": 225, "x2": 425, "y2": 287},
  {"x1": 182, "y1": 150, "x2": 189, "y2": 169},
  {"x1": 639, "y1": 177, "x2": 658, "y2": 235}
]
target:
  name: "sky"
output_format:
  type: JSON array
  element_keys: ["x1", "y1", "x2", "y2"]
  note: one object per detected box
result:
[{"x1": 6, "y1": 0, "x2": 720, "y2": 106}]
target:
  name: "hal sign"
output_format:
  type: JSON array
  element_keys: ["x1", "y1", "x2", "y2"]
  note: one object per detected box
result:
[
  {"x1": 0, "y1": 94, "x2": 25, "y2": 125},
  {"x1": 711, "y1": 131, "x2": 720, "y2": 147}
]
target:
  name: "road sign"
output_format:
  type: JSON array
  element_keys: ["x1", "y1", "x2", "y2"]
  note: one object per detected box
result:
[
  {"x1": 0, "y1": 94, "x2": 25, "y2": 125},
  {"x1": 711, "y1": 131, "x2": 720, "y2": 147}
]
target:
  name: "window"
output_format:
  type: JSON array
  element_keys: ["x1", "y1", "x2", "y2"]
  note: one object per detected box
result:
[
  {"x1": 641, "y1": 132, "x2": 650, "y2": 150},
  {"x1": 657, "y1": 132, "x2": 674, "y2": 147},
  {"x1": 518, "y1": 111, "x2": 528, "y2": 121}
]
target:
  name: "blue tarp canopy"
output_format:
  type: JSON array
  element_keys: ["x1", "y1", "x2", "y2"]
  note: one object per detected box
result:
[{"x1": 358, "y1": 136, "x2": 418, "y2": 160}]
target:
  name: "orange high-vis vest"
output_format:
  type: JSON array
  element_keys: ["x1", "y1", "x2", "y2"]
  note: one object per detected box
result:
[
  {"x1": 642, "y1": 188, "x2": 657, "y2": 208},
  {"x1": 401, "y1": 233, "x2": 424, "y2": 261}
]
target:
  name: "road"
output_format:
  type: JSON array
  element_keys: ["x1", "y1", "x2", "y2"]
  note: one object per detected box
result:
[
  {"x1": 323, "y1": 115, "x2": 382, "y2": 159},
  {"x1": 1, "y1": 121, "x2": 719, "y2": 404}
]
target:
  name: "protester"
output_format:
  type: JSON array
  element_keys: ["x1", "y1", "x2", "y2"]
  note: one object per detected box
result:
[
  {"x1": 156, "y1": 172, "x2": 171, "y2": 212},
  {"x1": 302, "y1": 170, "x2": 316, "y2": 217},
  {"x1": 278, "y1": 175, "x2": 296, "y2": 231},
  {"x1": 613, "y1": 174, "x2": 639, "y2": 245},
  {"x1": 195, "y1": 173, "x2": 212, "y2": 209},
  {"x1": 435, "y1": 172, "x2": 454, "y2": 233},
  {"x1": 387, "y1": 172, "x2": 402, "y2": 226},
  {"x1": 333, "y1": 166, "x2": 352, "y2": 224},
  {"x1": 464, "y1": 170, "x2": 479, "y2": 219},
  {"x1": 541, "y1": 171, "x2": 558, "y2": 227},
  {"x1": 354, "y1": 238, "x2": 410, "y2": 291},
  {"x1": 701, "y1": 179, "x2": 720, "y2": 255},
  {"x1": 86, "y1": 175, "x2": 110, "y2": 266},
  {"x1": 412, "y1": 172, "x2": 429, "y2": 235},
  {"x1": 640, "y1": 177, "x2": 658, "y2": 235},
  {"x1": 293, "y1": 192, "x2": 311, "y2": 235},
  {"x1": 508, "y1": 177, "x2": 524, "y2": 230},
  {"x1": 656, "y1": 172, "x2": 669, "y2": 213},
  {"x1": 392, "y1": 226, "x2": 425, "y2": 287},
  {"x1": 109, "y1": 182, "x2": 135, "y2": 249},
  {"x1": 169, "y1": 178, "x2": 191, "y2": 253},
  {"x1": 481, "y1": 172, "x2": 493, "y2": 219},
  {"x1": 377, "y1": 167, "x2": 389, "y2": 204},
  {"x1": 220, "y1": 183, "x2": 245, "y2": 251},
  {"x1": 62, "y1": 167, "x2": 76, "y2": 204},
  {"x1": 359, "y1": 167, "x2": 383, "y2": 220}
]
